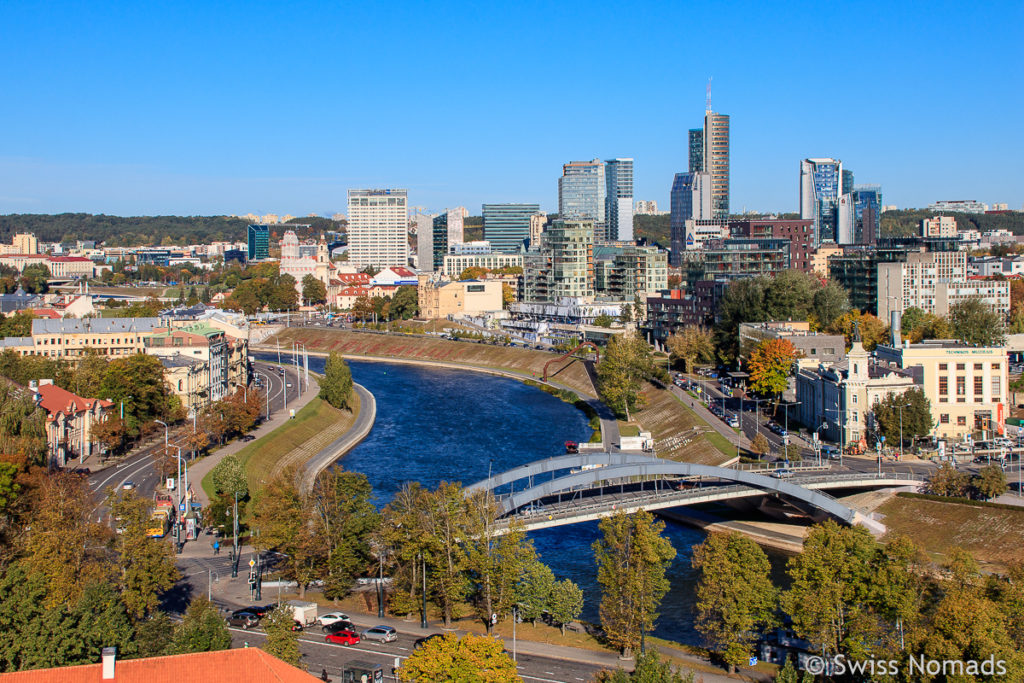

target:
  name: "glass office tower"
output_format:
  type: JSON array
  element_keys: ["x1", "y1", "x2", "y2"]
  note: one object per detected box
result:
[{"x1": 483, "y1": 203, "x2": 541, "y2": 254}]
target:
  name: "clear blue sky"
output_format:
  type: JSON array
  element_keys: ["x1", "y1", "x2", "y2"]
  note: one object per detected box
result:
[{"x1": 1, "y1": 1, "x2": 1021, "y2": 217}]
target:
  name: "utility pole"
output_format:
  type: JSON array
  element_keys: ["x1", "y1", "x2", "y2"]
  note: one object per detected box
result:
[
  {"x1": 231, "y1": 491, "x2": 239, "y2": 577},
  {"x1": 420, "y1": 553, "x2": 428, "y2": 629}
]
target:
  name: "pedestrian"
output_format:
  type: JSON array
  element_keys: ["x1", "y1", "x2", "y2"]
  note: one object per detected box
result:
[
  {"x1": 320, "y1": 669, "x2": 330, "y2": 682},
  {"x1": 213, "y1": 539, "x2": 220, "y2": 555}
]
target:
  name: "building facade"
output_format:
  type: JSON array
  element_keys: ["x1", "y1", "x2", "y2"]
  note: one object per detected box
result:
[
  {"x1": 928, "y1": 200, "x2": 988, "y2": 214},
  {"x1": 523, "y1": 219, "x2": 594, "y2": 302},
  {"x1": 247, "y1": 224, "x2": 270, "y2": 261},
  {"x1": 593, "y1": 245, "x2": 668, "y2": 301},
  {"x1": 921, "y1": 215, "x2": 957, "y2": 238},
  {"x1": 670, "y1": 172, "x2": 713, "y2": 261},
  {"x1": 729, "y1": 218, "x2": 816, "y2": 272},
  {"x1": 700, "y1": 238, "x2": 790, "y2": 280},
  {"x1": 416, "y1": 274, "x2": 503, "y2": 318},
  {"x1": 876, "y1": 250, "x2": 1011, "y2": 321},
  {"x1": 703, "y1": 113, "x2": 730, "y2": 220},
  {"x1": 854, "y1": 185, "x2": 882, "y2": 245},
  {"x1": 558, "y1": 159, "x2": 606, "y2": 234},
  {"x1": 605, "y1": 158, "x2": 635, "y2": 242},
  {"x1": 800, "y1": 158, "x2": 844, "y2": 245},
  {"x1": 442, "y1": 251, "x2": 524, "y2": 278},
  {"x1": 431, "y1": 209, "x2": 466, "y2": 270},
  {"x1": 35, "y1": 380, "x2": 114, "y2": 467},
  {"x1": 347, "y1": 189, "x2": 409, "y2": 268},
  {"x1": 483, "y1": 203, "x2": 540, "y2": 254}
]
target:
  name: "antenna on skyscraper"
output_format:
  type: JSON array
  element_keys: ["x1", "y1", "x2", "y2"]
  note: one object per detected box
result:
[{"x1": 706, "y1": 77, "x2": 713, "y2": 114}]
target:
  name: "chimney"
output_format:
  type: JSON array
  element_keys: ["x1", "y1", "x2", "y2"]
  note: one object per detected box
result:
[
  {"x1": 102, "y1": 647, "x2": 116, "y2": 679},
  {"x1": 890, "y1": 310, "x2": 901, "y2": 347}
]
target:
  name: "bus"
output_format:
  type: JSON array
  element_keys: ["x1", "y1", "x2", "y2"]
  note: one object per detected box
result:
[{"x1": 146, "y1": 510, "x2": 170, "y2": 538}]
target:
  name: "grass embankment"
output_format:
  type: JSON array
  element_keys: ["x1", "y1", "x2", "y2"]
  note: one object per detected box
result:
[
  {"x1": 878, "y1": 493, "x2": 1024, "y2": 572},
  {"x1": 268, "y1": 328, "x2": 596, "y2": 398},
  {"x1": 632, "y1": 383, "x2": 735, "y2": 466},
  {"x1": 523, "y1": 379, "x2": 601, "y2": 443}
]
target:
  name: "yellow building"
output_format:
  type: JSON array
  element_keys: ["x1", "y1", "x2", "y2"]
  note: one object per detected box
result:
[
  {"x1": 26, "y1": 317, "x2": 161, "y2": 358},
  {"x1": 810, "y1": 245, "x2": 842, "y2": 278},
  {"x1": 417, "y1": 274, "x2": 503, "y2": 319}
]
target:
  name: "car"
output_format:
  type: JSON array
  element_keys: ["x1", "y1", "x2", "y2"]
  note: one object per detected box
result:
[
  {"x1": 325, "y1": 629, "x2": 361, "y2": 646},
  {"x1": 414, "y1": 633, "x2": 446, "y2": 649},
  {"x1": 241, "y1": 434, "x2": 256, "y2": 442},
  {"x1": 322, "y1": 619, "x2": 356, "y2": 634},
  {"x1": 291, "y1": 620, "x2": 304, "y2": 632},
  {"x1": 226, "y1": 611, "x2": 260, "y2": 629},
  {"x1": 242, "y1": 605, "x2": 275, "y2": 617},
  {"x1": 771, "y1": 469, "x2": 794, "y2": 479},
  {"x1": 122, "y1": 481, "x2": 135, "y2": 490},
  {"x1": 318, "y1": 611, "x2": 351, "y2": 627},
  {"x1": 361, "y1": 625, "x2": 398, "y2": 643}
]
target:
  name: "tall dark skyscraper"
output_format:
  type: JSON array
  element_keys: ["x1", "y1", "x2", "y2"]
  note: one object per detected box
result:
[
  {"x1": 688, "y1": 129, "x2": 704, "y2": 173},
  {"x1": 247, "y1": 224, "x2": 269, "y2": 261}
]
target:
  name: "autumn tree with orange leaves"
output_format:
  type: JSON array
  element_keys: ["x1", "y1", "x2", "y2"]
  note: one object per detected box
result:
[{"x1": 747, "y1": 338, "x2": 799, "y2": 414}]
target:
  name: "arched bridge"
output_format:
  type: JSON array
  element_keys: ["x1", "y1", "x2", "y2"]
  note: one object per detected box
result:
[{"x1": 466, "y1": 454, "x2": 924, "y2": 535}]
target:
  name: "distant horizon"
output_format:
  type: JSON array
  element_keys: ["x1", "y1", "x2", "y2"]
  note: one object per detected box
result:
[{"x1": 1, "y1": 1, "x2": 1021, "y2": 216}]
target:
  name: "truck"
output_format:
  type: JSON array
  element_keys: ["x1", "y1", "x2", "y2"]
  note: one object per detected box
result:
[
  {"x1": 619, "y1": 431, "x2": 655, "y2": 453},
  {"x1": 285, "y1": 599, "x2": 318, "y2": 626},
  {"x1": 146, "y1": 509, "x2": 170, "y2": 538}
]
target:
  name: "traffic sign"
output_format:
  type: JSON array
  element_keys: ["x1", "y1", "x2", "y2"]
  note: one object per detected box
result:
[
  {"x1": 179, "y1": 503, "x2": 186, "y2": 513},
  {"x1": 249, "y1": 559, "x2": 255, "y2": 568}
]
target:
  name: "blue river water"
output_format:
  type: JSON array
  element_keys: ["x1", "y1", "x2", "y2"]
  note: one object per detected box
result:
[{"x1": 289, "y1": 356, "x2": 776, "y2": 646}]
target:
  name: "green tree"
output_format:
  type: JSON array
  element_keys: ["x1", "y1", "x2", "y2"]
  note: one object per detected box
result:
[
  {"x1": 691, "y1": 532, "x2": 778, "y2": 673},
  {"x1": 98, "y1": 354, "x2": 171, "y2": 436},
  {"x1": 515, "y1": 559, "x2": 554, "y2": 626},
  {"x1": 972, "y1": 464, "x2": 1008, "y2": 500},
  {"x1": 772, "y1": 658, "x2": 814, "y2": 683},
  {"x1": 135, "y1": 611, "x2": 176, "y2": 658},
  {"x1": 319, "y1": 352, "x2": 354, "y2": 410},
  {"x1": 594, "y1": 313, "x2": 615, "y2": 328},
  {"x1": 309, "y1": 470, "x2": 379, "y2": 599},
  {"x1": 390, "y1": 285, "x2": 420, "y2": 319},
  {"x1": 619, "y1": 304, "x2": 633, "y2": 324},
  {"x1": 261, "y1": 604, "x2": 302, "y2": 667},
  {"x1": 871, "y1": 388, "x2": 932, "y2": 449},
  {"x1": 170, "y1": 596, "x2": 231, "y2": 654},
  {"x1": 666, "y1": 326, "x2": 715, "y2": 373},
  {"x1": 594, "y1": 650, "x2": 696, "y2": 683},
  {"x1": 950, "y1": 296, "x2": 1006, "y2": 347},
  {"x1": 422, "y1": 482, "x2": 471, "y2": 627},
  {"x1": 301, "y1": 275, "x2": 327, "y2": 305},
  {"x1": 927, "y1": 462, "x2": 971, "y2": 497},
  {"x1": 597, "y1": 332, "x2": 655, "y2": 421},
  {"x1": 714, "y1": 277, "x2": 769, "y2": 364},
  {"x1": 397, "y1": 633, "x2": 521, "y2": 683},
  {"x1": 250, "y1": 468, "x2": 321, "y2": 598},
  {"x1": 351, "y1": 295, "x2": 375, "y2": 321},
  {"x1": 764, "y1": 270, "x2": 818, "y2": 322},
  {"x1": 593, "y1": 510, "x2": 676, "y2": 657},
  {"x1": 209, "y1": 453, "x2": 248, "y2": 499},
  {"x1": 547, "y1": 578, "x2": 584, "y2": 636},
  {"x1": 69, "y1": 352, "x2": 109, "y2": 398},
  {"x1": 811, "y1": 282, "x2": 850, "y2": 329}
]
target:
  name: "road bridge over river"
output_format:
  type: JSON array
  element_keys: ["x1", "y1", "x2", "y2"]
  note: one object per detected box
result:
[{"x1": 466, "y1": 454, "x2": 925, "y2": 535}]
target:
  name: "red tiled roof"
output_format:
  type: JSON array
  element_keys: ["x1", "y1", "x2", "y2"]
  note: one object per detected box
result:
[
  {"x1": 0, "y1": 647, "x2": 323, "y2": 683},
  {"x1": 388, "y1": 267, "x2": 416, "y2": 277},
  {"x1": 37, "y1": 383, "x2": 113, "y2": 418},
  {"x1": 29, "y1": 308, "x2": 62, "y2": 318}
]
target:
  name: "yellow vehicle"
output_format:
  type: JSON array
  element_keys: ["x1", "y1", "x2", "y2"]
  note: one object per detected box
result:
[{"x1": 146, "y1": 509, "x2": 170, "y2": 538}]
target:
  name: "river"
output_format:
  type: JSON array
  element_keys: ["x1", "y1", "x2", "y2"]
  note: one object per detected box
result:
[{"x1": 292, "y1": 356, "x2": 787, "y2": 646}]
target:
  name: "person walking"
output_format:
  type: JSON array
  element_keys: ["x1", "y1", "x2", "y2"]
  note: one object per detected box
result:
[{"x1": 213, "y1": 539, "x2": 220, "y2": 555}]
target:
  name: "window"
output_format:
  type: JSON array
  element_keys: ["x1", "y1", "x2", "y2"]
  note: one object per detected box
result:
[
  {"x1": 958, "y1": 415, "x2": 967, "y2": 426},
  {"x1": 956, "y1": 363, "x2": 965, "y2": 371},
  {"x1": 852, "y1": 394, "x2": 858, "y2": 404},
  {"x1": 939, "y1": 377, "x2": 948, "y2": 394},
  {"x1": 993, "y1": 375, "x2": 1002, "y2": 397},
  {"x1": 939, "y1": 363, "x2": 948, "y2": 371},
  {"x1": 957, "y1": 377, "x2": 965, "y2": 395},
  {"x1": 974, "y1": 363, "x2": 983, "y2": 370},
  {"x1": 940, "y1": 414, "x2": 950, "y2": 424},
  {"x1": 975, "y1": 376, "x2": 984, "y2": 396}
]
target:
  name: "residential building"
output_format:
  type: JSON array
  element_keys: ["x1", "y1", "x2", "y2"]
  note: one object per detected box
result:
[
  {"x1": 700, "y1": 238, "x2": 790, "y2": 280},
  {"x1": 853, "y1": 185, "x2": 882, "y2": 245},
  {"x1": 605, "y1": 158, "x2": 635, "y2": 241},
  {"x1": 634, "y1": 200, "x2": 659, "y2": 215},
  {"x1": 738, "y1": 321, "x2": 846, "y2": 369},
  {"x1": 796, "y1": 338, "x2": 918, "y2": 448},
  {"x1": 431, "y1": 209, "x2": 465, "y2": 270},
  {"x1": 247, "y1": 224, "x2": 270, "y2": 261},
  {"x1": 347, "y1": 188, "x2": 409, "y2": 269},
  {"x1": 442, "y1": 251, "x2": 524, "y2": 278},
  {"x1": 414, "y1": 212, "x2": 434, "y2": 271},
  {"x1": 523, "y1": 219, "x2": 594, "y2": 302},
  {"x1": 159, "y1": 354, "x2": 209, "y2": 416},
  {"x1": 558, "y1": 159, "x2": 606, "y2": 235},
  {"x1": 729, "y1": 218, "x2": 816, "y2": 272},
  {"x1": 34, "y1": 379, "x2": 114, "y2": 467},
  {"x1": 921, "y1": 215, "x2": 957, "y2": 238},
  {"x1": 0, "y1": 232, "x2": 40, "y2": 255},
  {"x1": 928, "y1": 199, "x2": 988, "y2": 214},
  {"x1": 528, "y1": 212, "x2": 547, "y2": 247},
  {"x1": 829, "y1": 245, "x2": 914, "y2": 314},
  {"x1": 416, "y1": 274, "x2": 503, "y2": 318},
  {"x1": 593, "y1": 245, "x2": 668, "y2": 301},
  {"x1": 144, "y1": 322, "x2": 233, "y2": 403},
  {"x1": 875, "y1": 337, "x2": 1007, "y2": 440},
  {"x1": 800, "y1": 158, "x2": 845, "y2": 245},
  {"x1": 703, "y1": 113, "x2": 730, "y2": 220},
  {"x1": 26, "y1": 317, "x2": 161, "y2": 359},
  {"x1": 483, "y1": 203, "x2": 540, "y2": 254},
  {"x1": 876, "y1": 250, "x2": 1011, "y2": 321},
  {"x1": 970, "y1": 255, "x2": 1024, "y2": 278},
  {"x1": 810, "y1": 244, "x2": 842, "y2": 278},
  {"x1": 644, "y1": 282, "x2": 729, "y2": 341}
]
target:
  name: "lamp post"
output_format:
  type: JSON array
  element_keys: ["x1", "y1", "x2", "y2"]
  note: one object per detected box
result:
[
  {"x1": 784, "y1": 401, "x2": 801, "y2": 462},
  {"x1": 897, "y1": 401, "x2": 911, "y2": 461}
]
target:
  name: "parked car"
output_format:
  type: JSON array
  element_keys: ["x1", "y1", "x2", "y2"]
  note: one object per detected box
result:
[
  {"x1": 770, "y1": 469, "x2": 794, "y2": 479},
  {"x1": 318, "y1": 612, "x2": 352, "y2": 627},
  {"x1": 361, "y1": 626, "x2": 398, "y2": 643},
  {"x1": 242, "y1": 605, "x2": 275, "y2": 617},
  {"x1": 323, "y1": 620, "x2": 356, "y2": 634},
  {"x1": 325, "y1": 629, "x2": 361, "y2": 646},
  {"x1": 414, "y1": 633, "x2": 445, "y2": 650},
  {"x1": 241, "y1": 434, "x2": 256, "y2": 442},
  {"x1": 226, "y1": 611, "x2": 260, "y2": 629}
]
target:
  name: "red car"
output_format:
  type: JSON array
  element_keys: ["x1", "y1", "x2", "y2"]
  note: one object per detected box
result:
[{"x1": 325, "y1": 629, "x2": 360, "y2": 646}]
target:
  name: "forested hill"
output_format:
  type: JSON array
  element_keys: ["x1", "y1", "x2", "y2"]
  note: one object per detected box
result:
[
  {"x1": 881, "y1": 209, "x2": 1024, "y2": 237},
  {"x1": 0, "y1": 214, "x2": 251, "y2": 247}
]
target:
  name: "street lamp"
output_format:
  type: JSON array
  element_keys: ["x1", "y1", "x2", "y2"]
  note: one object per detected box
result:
[{"x1": 897, "y1": 401, "x2": 911, "y2": 461}]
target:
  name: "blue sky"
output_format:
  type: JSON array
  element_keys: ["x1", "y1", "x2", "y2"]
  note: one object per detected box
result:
[{"x1": 1, "y1": 1, "x2": 1021, "y2": 217}]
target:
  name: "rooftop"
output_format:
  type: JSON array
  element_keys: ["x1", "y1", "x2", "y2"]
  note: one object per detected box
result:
[{"x1": 32, "y1": 317, "x2": 162, "y2": 336}]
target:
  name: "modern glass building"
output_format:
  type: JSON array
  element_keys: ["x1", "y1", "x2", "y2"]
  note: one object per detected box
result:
[
  {"x1": 558, "y1": 160, "x2": 605, "y2": 236},
  {"x1": 483, "y1": 203, "x2": 540, "y2": 254},
  {"x1": 670, "y1": 173, "x2": 694, "y2": 264},
  {"x1": 703, "y1": 113, "x2": 730, "y2": 220},
  {"x1": 247, "y1": 224, "x2": 269, "y2": 261},
  {"x1": 523, "y1": 219, "x2": 594, "y2": 302},
  {"x1": 605, "y1": 158, "x2": 634, "y2": 242},
  {"x1": 853, "y1": 185, "x2": 882, "y2": 245},
  {"x1": 688, "y1": 129, "x2": 704, "y2": 173},
  {"x1": 800, "y1": 158, "x2": 843, "y2": 245}
]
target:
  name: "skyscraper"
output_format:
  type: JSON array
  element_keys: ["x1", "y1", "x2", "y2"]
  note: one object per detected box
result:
[
  {"x1": 558, "y1": 160, "x2": 605, "y2": 235},
  {"x1": 483, "y1": 203, "x2": 540, "y2": 254},
  {"x1": 688, "y1": 129, "x2": 704, "y2": 173},
  {"x1": 247, "y1": 224, "x2": 269, "y2": 261},
  {"x1": 800, "y1": 158, "x2": 843, "y2": 245},
  {"x1": 347, "y1": 188, "x2": 409, "y2": 268},
  {"x1": 853, "y1": 185, "x2": 882, "y2": 245},
  {"x1": 605, "y1": 158, "x2": 634, "y2": 242},
  {"x1": 431, "y1": 208, "x2": 466, "y2": 270},
  {"x1": 669, "y1": 172, "x2": 713, "y2": 262},
  {"x1": 703, "y1": 113, "x2": 729, "y2": 220},
  {"x1": 414, "y1": 212, "x2": 434, "y2": 271}
]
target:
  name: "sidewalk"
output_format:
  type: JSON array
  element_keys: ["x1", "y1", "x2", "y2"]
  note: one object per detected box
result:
[{"x1": 188, "y1": 375, "x2": 320, "y2": 508}]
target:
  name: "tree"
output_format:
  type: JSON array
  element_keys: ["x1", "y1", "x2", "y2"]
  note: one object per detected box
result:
[
  {"x1": 619, "y1": 304, "x2": 633, "y2": 324},
  {"x1": 135, "y1": 611, "x2": 176, "y2": 658},
  {"x1": 301, "y1": 275, "x2": 326, "y2": 306},
  {"x1": 666, "y1": 326, "x2": 715, "y2": 373},
  {"x1": 593, "y1": 314, "x2": 615, "y2": 328},
  {"x1": 250, "y1": 469, "x2": 320, "y2": 598},
  {"x1": 309, "y1": 470, "x2": 379, "y2": 599},
  {"x1": 422, "y1": 482, "x2": 471, "y2": 627},
  {"x1": 811, "y1": 282, "x2": 850, "y2": 329},
  {"x1": 501, "y1": 282, "x2": 515, "y2": 308},
  {"x1": 597, "y1": 332, "x2": 655, "y2": 421},
  {"x1": 594, "y1": 650, "x2": 696, "y2": 683},
  {"x1": 714, "y1": 278, "x2": 769, "y2": 364},
  {"x1": 871, "y1": 388, "x2": 932, "y2": 449},
  {"x1": 351, "y1": 295, "x2": 374, "y2": 321},
  {"x1": 261, "y1": 605, "x2": 302, "y2": 667},
  {"x1": 950, "y1": 296, "x2": 1006, "y2": 347},
  {"x1": 764, "y1": 270, "x2": 818, "y2": 322},
  {"x1": 972, "y1": 464, "x2": 1008, "y2": 500},
  {"x1": 170, "y1": 597, "x2": 231, "y2": 654},
  {"x1": 828, "y1": 310, "x2": 889, "y2": 351},
  {"x1": 691, "y1": 532, "x2": 778, "y2": 673},
  {"x1": 547, "y1": 578, "x2": 583, "y2": 635},
  {"x1": 319, "y1": 352, "x2": 354, "y2": 410},
  {"x1": 458, "y1": 267, "x2": 489, "y2": 281},
  {"x1": 92, "y1": 413, "x2": 127, "y2": 456},
  {"x1": 750, "y1": 432, "x2": 770, "y2": 459},
  {"x1": 98, "y1": 354, "x2": 172, "y2": 436},
  {"x1": 390, "y1": 285, "x2": 419, "y2": 319},
  {"x1": 593, "y1": 510, "x2": 676, "y2": 657},
  {"x1": 927, "y1": 462, "x2": 971, "y2": 497},
  {"x1": 209, "y1": 454, "x2": 248, "y2": 499},
  {"x1": 515, "y1": 559, "x2": 554, "y2": 626},
  {"x1": 773, "y1": 658, "x2": 814, "y2": 683},
  {"x1": 747, "y1": 338, "x2": 798, "y2": 411},
  {"x1": 105, "y1": 489, "x2": 180, "y2": 620},
  {"x1": 397, "y1": 633, "x2": 521, "y2": 683}
]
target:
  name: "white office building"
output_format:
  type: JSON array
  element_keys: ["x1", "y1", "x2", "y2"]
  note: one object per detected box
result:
[
  {"x1": 347, "y1": 189, "x2": 409, "y2": 269},
  {"x1": 877, "y1": 250, "x2": 1011, "y2": 321}
]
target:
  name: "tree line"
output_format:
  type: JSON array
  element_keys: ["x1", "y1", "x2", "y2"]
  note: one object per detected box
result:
[{"x1": 0, "y1": 214, "x2": 251, "y2": 247}]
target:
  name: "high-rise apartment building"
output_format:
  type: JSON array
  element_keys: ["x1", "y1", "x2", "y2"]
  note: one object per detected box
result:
[
  {"x1": 800, "y1": 158, "x2": 844, "y2": 245},
  {"x1": 483, "y1": 203, "x2": 540, "y2": 254},
  {"x1": 605, "y1": 158, "x2": 634, "y2": 242},
  {"x1": 558, "y1": 160, "x2": 605, "y2": 234},
  {"x1": 523, "y1": 219, "x2": 595, "y2": 302},
  {"x1": 414, "y1": 212, "x2": 434, "y2": 271},
  {"x1": 634, "y1": 200, "x2": 659, "y2": 215},
  {"x1": 529, "y1": 212, "x2": 547, "y2": 247},
  {"x1": 246, "y1": 224, "x2": 269, "y2": 261},
  {"x1": 854, "y1": 185, "x2": 882, "y2": 245},
  {"x1": 877, "y1": 250, "x2": 1010, "y2": 321},
  {"x1": 430, "y1": 209, "x2": 466, "y2": 271},
  {"x1": 347, "y1": 189, "x2": 409, "y2": 269},
  {"x1": 703, "y1": 113, "x2": 729, "y2": 220}
]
